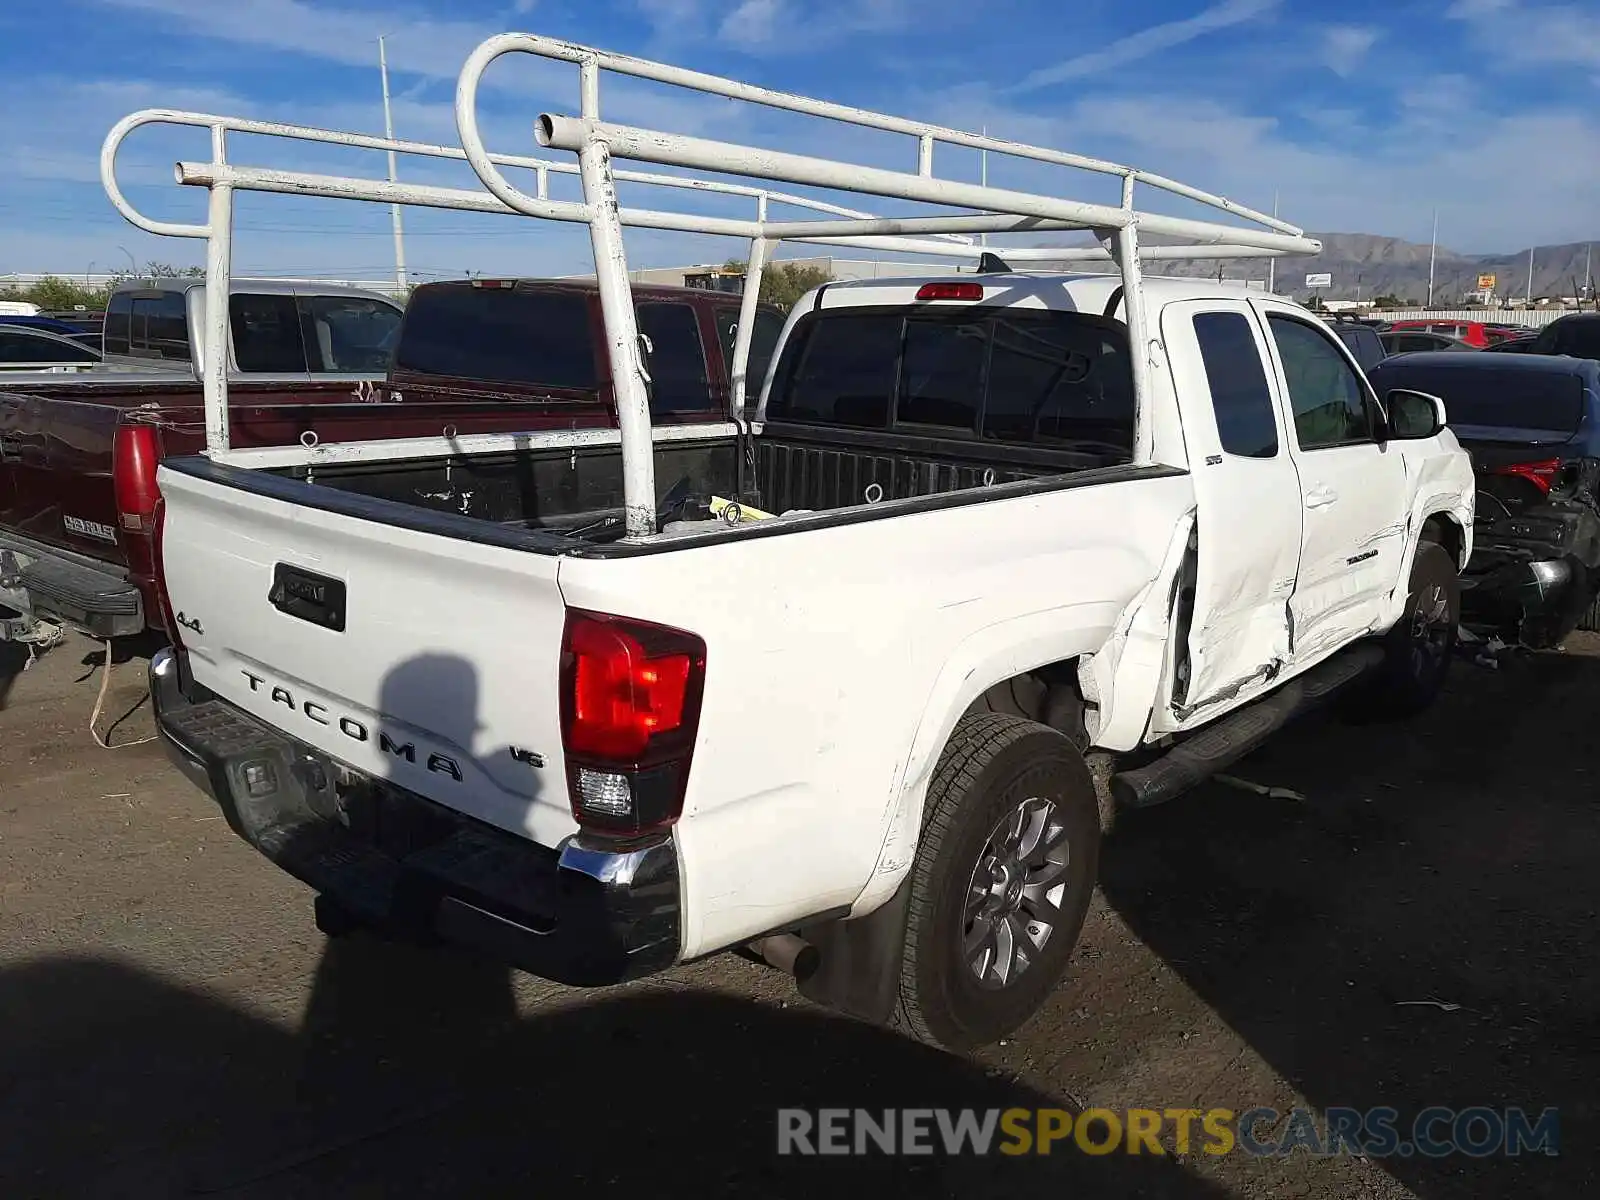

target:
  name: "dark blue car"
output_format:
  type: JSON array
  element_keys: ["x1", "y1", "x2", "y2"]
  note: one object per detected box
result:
[
  {"x1": 0, "y1": 314, "x2": 87, "y2": 337},
  {"x1": 1368, "y1": 351, "x2": 1600, "y2": 645}
]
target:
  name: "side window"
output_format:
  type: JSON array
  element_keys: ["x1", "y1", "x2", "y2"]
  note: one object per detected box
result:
[
  {"x1": 1192, "y1": 311, "x2": 1278, "y2": 458},
  {"x1": 636, "y1": 302, "x2": 712, "y2": 415},
  {"x1": 1268, "y1": 315, "x2": 1374, "y2": 450},
  {"x1": 896, "y1": 314, "x2": 986, "y2": 431},
  {"x1": 230, "y1": 293, "x2": 307, "y2": 373},
  {"x1": 297, "y1": 295, "x2": 401, "y2": 372},
  {"x1": 131, "y1": 293, "x2": 189, "y2": 361},
  {"x1": 768, "y1": 313, "x2": 899, "y2": 428},
  {"x1": 103, "y1": 292, "x2": 132, "y2": 355},
  {"x1": 0, "y1": 331, "x2": 97, "y2": 364}
]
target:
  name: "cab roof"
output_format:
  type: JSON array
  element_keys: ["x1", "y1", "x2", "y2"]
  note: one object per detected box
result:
[{"x1": 812, "y1": 271, "x2": 1290, "y2": 315}]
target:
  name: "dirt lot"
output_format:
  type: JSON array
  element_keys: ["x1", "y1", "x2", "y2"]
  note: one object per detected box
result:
[{"x1": 1, "y1": 631, "x2": 1595, "y2": 1198}]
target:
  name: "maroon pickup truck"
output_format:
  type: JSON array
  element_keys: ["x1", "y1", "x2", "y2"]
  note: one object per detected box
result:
[{"x1": 0, "y1": 276, "x2": 784, "y2": 644}]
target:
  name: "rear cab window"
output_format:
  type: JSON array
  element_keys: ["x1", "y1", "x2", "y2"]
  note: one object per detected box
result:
[
  {"x1": 713, "y1": 306, "x2": 784, "y2": 407},
  {"x1": 396, "y1": 286, "x2": 596, "y2": 389},
  {"x1": 765, "y1": 305, "x2": 1134, "y2": 460},
  {"x1": 1368, "y1": 362, "x2": 1584, "y2": 438},
  {"x1": 395, "y1": 285, "x2": 723, "y2": 419},
  {"x1": 636, "y1": 302, "x2": 713, "y2": 416}
]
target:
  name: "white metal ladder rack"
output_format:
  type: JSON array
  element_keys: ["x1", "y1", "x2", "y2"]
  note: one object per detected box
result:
[{"x1": 101, "y1": 29, "x2": 1320, "y2": 540}]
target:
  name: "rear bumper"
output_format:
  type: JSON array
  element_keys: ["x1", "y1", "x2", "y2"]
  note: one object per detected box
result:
[
  {"x1": 0, "y1": 535, "x2": 144, "y2": 639},
  {"x1": 1460, "y1": 554, "x2": 1589, "y2": 647},
  {"x1": 149, "y1": 648, "x2": 681, "y2": 986}
]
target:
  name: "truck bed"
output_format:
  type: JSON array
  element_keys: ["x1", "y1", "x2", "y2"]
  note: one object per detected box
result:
[{"x1": 263, "y1": 420, "x2": 1114, "y2": 538}]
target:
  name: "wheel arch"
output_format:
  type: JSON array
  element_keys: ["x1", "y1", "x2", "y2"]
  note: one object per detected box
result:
[{"x1": 849, "y1": 612, "x2": 1113, "y2": 917}]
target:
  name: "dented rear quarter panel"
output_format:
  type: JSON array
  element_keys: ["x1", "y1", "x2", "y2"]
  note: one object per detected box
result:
[{"x1": 555, "y1": 469, "x2": 1197, "y2": 959}]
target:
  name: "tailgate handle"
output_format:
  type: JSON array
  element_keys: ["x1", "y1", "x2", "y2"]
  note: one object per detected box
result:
[{"x1": 269, "y1": 564, "x2": 346, "y2": 632}]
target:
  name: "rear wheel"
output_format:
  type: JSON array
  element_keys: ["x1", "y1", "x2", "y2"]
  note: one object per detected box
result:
[
  {"x1": 892, "y1": 712, "x2": 1100, "y2": 1051},
  {"x1": 1362, "y1": 540, "x2": 1459, "y2": 719}
]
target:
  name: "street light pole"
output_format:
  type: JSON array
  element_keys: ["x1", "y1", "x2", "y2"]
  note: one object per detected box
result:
[
  {"x1": 378, "y1": 35, "x2": 408, "y2": 293},
  {"x1": 1426, "y1": 208, "x2": 1438, "y2": 309}
]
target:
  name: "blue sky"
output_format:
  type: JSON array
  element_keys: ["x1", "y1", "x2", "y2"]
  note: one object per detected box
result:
[{"x1": 1, "y1": 0, "x2": 1597, "y2": 283}]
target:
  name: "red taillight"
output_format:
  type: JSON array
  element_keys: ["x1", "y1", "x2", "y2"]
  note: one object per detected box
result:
[
  {"x1": 1490, "y1": 458, "x2": 1562, "y2": 496},
  {"x1": 113, "y1": 423, "x2": 160, "y2": 532},
  {"x1": 560, "y1": 609, "x2": 706, "y2": 836},
  {"x1": 915, "y1": 282, "x2": 983, "y2": 301},
  {"x1": 470, "y1": 279, "x2": 516, "y2": 289}
]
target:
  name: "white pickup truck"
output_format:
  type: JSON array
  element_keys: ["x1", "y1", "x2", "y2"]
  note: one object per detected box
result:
[{"x1": 129, "y1": 33, "x2": 1474, "y2": 1050}]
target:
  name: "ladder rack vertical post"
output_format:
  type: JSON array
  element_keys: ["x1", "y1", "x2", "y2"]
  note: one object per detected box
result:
[
  {"x1": 1111, "y1": 219, "x2": 1153, "y2": 461},
  {"x1": 577, "y1": 126, "x2": 656, "y2": 538},
  {"x1": 202, "y1": 123, "x2": 234, "y2": 456},
  {"x1": 730, "y1": 235, "x2": 771, "y2": 413}
]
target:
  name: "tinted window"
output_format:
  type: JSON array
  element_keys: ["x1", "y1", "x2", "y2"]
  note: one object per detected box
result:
[
  {"x1": 981, "y1": 312, "x2": 1132, "y2": 450},
  {"x1": 230, "y1": 293, "x2": 306, "y2": 372},
  {"x1": 0, "y1": 330, "x2": 99, "y2": 364},
  {"x1": 768, "y1": 312, "x2": 901, "y2": 428},
  {"x1": 897, "y1": 314, "x2": 987, "y2": 430},
  {"x1": 713, "y1": 307, "x2": 784, "y2": 406},
  {"x1": 1268, "y1": 315, "x2": 1373, "y2": 449},
  {"x1": 102, "y1": 292, "x2": 132, "y2": 355},
  {"x1": 1536, "y1": 318, "x2": 1600, "y2": 361},
  {"x1": 1193, "y1": 311, "x2": 1277, "y2": 457},
  {"x1": 767, "y1": 307, "x2": 1134, "y2": 456},
  {"x1": 1334, "y1": 325, "x2": 1384, "y2": 372},
  {"x1": 1368, "y1": 362, "x2": 1584, "y2": 436},
  {"x1": 132, "y1": 292, "x2": 190, "y2": 360},
  {"x1": 395, "y1": 287, "x2": 596, "y2": 390},
  {"x1": 298, "y1": 295, "x2": 401, "y2": 372},
  {"x1": 636, "y1": 302, "x2": 711, "y2": 415}
]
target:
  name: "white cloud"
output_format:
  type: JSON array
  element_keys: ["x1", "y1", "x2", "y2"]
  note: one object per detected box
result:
[
  {"x1": 1009, "y1": 0, "x2": 1281, "y2": 93},
  {"x1": 512, "y1": 0, "x2": 538, "y2": 12},
  {"x1": 904, "y1": 80, "x2": 1600, "y2": 252},
  {"x1": 1447, "y1": 0, "x2": 1600, "y2": 70},
  {"x1": 1320, "y1": 25, "x2": 1379, "y2": 77},
  {"x1": 719, "y1": 0, "x2": 784, "y2": 47}
]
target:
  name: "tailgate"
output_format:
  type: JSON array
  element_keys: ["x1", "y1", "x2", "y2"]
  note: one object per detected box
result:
[{"x1": 156, "y1": 462, "x2": 577, "y2": 849}]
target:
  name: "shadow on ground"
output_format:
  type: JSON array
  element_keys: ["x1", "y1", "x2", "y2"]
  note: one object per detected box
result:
[
  {"x1": 0, "y1": 949, "x2": 1231, "y2": 1198},
  {"x1": 0, "y1": 640, "x2": 24, "y2": 711},
  {"x1": 1098, "y1": 647, "x2": 1600, "y2": 1200}
]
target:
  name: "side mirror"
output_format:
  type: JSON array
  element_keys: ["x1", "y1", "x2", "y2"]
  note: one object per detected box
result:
[{"x1": 1385, "y1": 388, "x2": 1446, "y2": 440}]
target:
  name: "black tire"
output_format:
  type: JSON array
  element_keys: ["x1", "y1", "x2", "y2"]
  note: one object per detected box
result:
[
  {"x1": 892, "y1": 712, "x2": 1100, "y2": 1051},
  {"x1": 1363, "y1": 540, "x2": 1459, "y2": 719}
]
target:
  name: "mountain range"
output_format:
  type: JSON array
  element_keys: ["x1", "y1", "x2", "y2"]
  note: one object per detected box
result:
[{"x1": 1027, "y1": 233, "x2": 1598, "y2": 304}]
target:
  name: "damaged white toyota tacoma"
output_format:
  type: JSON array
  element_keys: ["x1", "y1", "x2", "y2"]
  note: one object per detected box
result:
[{"x1": 127, "y1": 32, "x2": 1475, "y2": 1050}]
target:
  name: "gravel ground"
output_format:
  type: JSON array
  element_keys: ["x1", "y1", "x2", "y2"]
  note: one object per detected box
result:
[{"x1": 1, "y1": 631, "x2": 1594, "y2": 1198}]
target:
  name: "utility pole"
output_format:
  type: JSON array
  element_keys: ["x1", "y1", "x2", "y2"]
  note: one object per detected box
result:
[
  {"x1": 1426, "y1": 208, "x2": 1438, "y2": 309},
  {"x1": 1267, "y1": 190, "x2": 1278, "y2": 294},
  {"x1": 379, "y1": 35, "x2": 408, "y2": 293},
  {"x1": 1526, "y1": 243, "x2": 1535, "y2": 306}
]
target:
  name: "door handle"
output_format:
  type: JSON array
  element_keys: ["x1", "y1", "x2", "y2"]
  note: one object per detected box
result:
[{"x1": 1304, "y1": 485, "x2": 1338, "y2": 509}]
